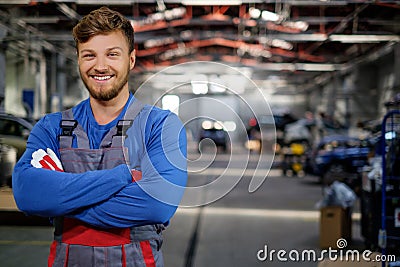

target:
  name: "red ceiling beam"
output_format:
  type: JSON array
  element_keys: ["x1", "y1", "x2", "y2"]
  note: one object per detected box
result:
[
  {"x1": 134, "y1": 18, "x2": 305, "y2": 34},
  {"x1": 133, "y1": 18, "x2": 192, "y2": 33},
  {"x1": 135, "y1": 53, "x2": 325, "y2": 73},
  {"x1": 239, "y1": 4, "x2": 249, "y2": 19},
  {"x1": 185, "y1": 6, "x2": 192, "y2": 19},
  {"x1": 136, "y1": 37, "x2": 326, "y2": 63},
  {"x1": 375, "y1": 2, "x2": 400, "y2": 9},
  {"x1": 265, "y1": 22, "x2": 304, "y2": 34},
  {"x1": 216, "y1": 6, "x2": 230, "y2": 15}
]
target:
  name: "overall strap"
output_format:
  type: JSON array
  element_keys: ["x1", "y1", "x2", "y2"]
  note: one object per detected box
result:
[
  {"x1": 59, "y1": 109, "x2": 90, "y2": 149},
  {"x1": 100, "y1": 100, "x2": 146, "y2": 148}
]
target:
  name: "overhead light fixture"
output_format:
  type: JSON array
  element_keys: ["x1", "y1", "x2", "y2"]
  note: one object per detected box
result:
[
  {"x1": 144, "y1": 37, "x2": 175, "y2": 49},
  {"x1": 159, "y1": 46, "x2": 196, "y2": 61},
  {"x1": 164, "y1": 7, "x2": 187, "y2": 20},
  {"x1": 209, "y1": 75, "x2": 226, "y2": 94},
  {"x1": 134, "y1": 7, "x2": 186, "y2": 27},
  {"x1": 270, "y1": 39, "x2": 293, "y2": 50},
  {"x1": 182, "y1": 0, "x2": 242, "y2": 5},
  {"x1": 254, "y1": 63, "x2": 340, "y2": 72},
  {"x1": 191, "y1": 74, "x2": 208, "y2": 95},
  {"x1": 329, "y1": 34, "x2": 400, "y2": 43},
  {"x1": 261, "y1": 10, "x2": 282, "y2": 22},
  {"x1": 249, "y1": 7, "x2": 261, "y2": 19},
  {"x1": 12, "y1": 16, "x2": 60, "y2": 24},
  {"x1": 260, "y1": 37, "x2": 293, "y2": 50},
  {"x1": 249, "y1": 7, "x2": 283, "y2": 23},
  {"x1": 282, "y1": 21, "x2": 309, "y2": 32},
  {"x1": 191, "y1": 81, "x2": 208, "y2": 94},
  {"x1": 296, "y1": 63, "x2": 337, "y2": 71},
  {"x1": 237, "y1": 44, "x2": 272, "y2": 58},
  {"x1": 265, "y1": 33, "x2": 327, "y2": 42},
  {"x1": 77, "y1": 0, "x2": 133, "y2": 4}
]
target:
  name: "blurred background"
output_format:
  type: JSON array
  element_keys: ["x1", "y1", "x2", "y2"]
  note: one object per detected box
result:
[{"x1": 0, "y1": 1, "x2": 399, "y2": 266}]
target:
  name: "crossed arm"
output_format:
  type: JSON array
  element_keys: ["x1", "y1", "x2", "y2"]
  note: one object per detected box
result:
[{"x1": 12, "y1": 111, "x2": 187, "y2": 228}]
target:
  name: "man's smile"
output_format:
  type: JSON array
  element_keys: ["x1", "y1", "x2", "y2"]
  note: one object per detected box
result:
[{"x1": 91, "y1": 75, "x2": 114, "y2": 81}]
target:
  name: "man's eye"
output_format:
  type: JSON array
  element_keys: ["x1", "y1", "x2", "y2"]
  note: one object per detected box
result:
[
  {"x1": 108, "y1": 52, "x2": 119, "y2": 57},
  {"x1": 82, "y1": 54, "x2": 94, "y2": 58}
]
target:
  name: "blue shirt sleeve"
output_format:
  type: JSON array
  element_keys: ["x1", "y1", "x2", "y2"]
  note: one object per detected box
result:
[
  {"x1": 69, "y1": 109, "x2": 188, "y2": 228},
  {"x1": 12, "y1": 113, "x2": 133, "y2": 217}
]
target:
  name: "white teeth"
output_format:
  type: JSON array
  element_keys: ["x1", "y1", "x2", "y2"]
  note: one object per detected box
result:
[{"x1": 93, "y1": 75, "x2": 111, "y2": 81}]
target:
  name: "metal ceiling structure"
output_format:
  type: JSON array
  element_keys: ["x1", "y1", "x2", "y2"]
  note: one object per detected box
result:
[{"x1": 0, "y1": 0, "x2": 399, "y2": 93}]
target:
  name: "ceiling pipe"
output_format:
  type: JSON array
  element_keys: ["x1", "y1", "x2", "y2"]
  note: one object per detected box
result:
[
  {"x1": 305, "y1": 3, "x2": 369, "y2": 54},
  {"x1": 56, "y1": 3, "x2": 81, "y2": 21}
]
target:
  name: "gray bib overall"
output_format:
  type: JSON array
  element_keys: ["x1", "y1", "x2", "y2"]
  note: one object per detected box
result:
[{"x1": 48, "y1": 102, "x2": 164, "y2": 267}]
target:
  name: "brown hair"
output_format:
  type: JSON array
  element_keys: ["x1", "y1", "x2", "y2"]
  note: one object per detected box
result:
[{"x1": 72, "y1": 6, "x2": 135, "y2": 53}]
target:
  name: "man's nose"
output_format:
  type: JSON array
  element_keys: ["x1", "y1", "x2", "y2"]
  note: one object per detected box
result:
[{"x1": 94, "y1": 57, "x2": 108, "y2": 72}]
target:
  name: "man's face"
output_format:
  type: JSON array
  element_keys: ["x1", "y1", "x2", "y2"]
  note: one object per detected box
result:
[{"x1": 77, "y1": 30, "x2": 135, "y2": 101}]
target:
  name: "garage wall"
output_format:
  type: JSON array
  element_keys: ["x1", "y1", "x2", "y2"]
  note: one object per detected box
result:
[
  {"x1": 351, "y1": 44, "x2": 400, "y2": 122},
  {"x1": 309, "y1": 43, "x2": 400, "y2": 130},
  {"x1": 5, "y1": 56, "x2": 34, "y2": 117}
]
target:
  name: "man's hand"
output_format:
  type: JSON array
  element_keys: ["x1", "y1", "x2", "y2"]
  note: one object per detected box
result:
[{"x1": 31, "y1": 148, "x2": 64, "y2": 172}]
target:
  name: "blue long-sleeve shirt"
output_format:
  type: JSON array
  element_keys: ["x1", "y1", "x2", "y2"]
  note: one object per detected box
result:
[{"x1": 12, "y1": 94, "x2": 187, "y2": 228}]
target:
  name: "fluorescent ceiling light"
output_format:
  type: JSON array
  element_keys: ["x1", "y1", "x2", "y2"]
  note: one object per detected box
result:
[
  {"x1": 182, "y1": 0, "x2": 242, "y2": 5},
  {"x1": 0, "y1": 0, "x2": 29, "y2": 3},
  {"x1": 255, "y1": 63, "x2": 338, "y2": 72},
  {"x1": 259, "y1": 63, "x2": 296, "y2": 71},
  {"x1": 270, "y1": 39, "x2": 293, "y2": 50},
  {"x1": 209, "y1": 75, "x2": 226, "y2": 93},
  {"x1": 249, "y1": 7, "x2": 261, "y2": 19},
  {"x1": 192, "y1": 82, "x2": 208, "y2": 94},
  {"x1": 12, "y1": 17, "x2": 60, "y2": 24},
  {"x1": 261, "y1": 10, "x2": 281, "y2": 22},
  {"x1": 77, "y1": 0, "x2": 133, "y2": 4},
  {"x1": 265, "y1": 33, "x2": 327, "y2": 42},
  {"x1": 282, "y1": 21, "x2": 309, "y2": 32},
  {"x1": 191, "y1": 75, "x2": 208, "y2": 95},
  {"x1": 209, "y1": 84, "x2": 226, "y2": 93},
  {"x1": 297, "y1": 63, "x2": 336, "y2": 72},
  {"x1": 329, "y1": 34, "x2": 400, "y2": 43}
]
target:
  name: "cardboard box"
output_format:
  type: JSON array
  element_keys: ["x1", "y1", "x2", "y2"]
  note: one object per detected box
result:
[{"x1": 320, "y1": 206, "x2": 352, "y2": 249}]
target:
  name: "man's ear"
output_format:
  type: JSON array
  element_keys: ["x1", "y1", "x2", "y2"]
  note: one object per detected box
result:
[{"x1": 130, "y1": 50, "x2": 136, "y2": 70}]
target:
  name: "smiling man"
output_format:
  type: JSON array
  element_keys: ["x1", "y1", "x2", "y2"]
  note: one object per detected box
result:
[{"x1": 12, "y1": 7, "x2": 187, "y2": 267}]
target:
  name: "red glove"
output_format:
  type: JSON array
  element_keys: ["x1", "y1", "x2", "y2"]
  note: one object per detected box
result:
[
  {"x1": 31, "y1": 148, "x2": 140, "y2": 182},
  {"x1": 131, "y1": 169, "x2": 142, "y2": 182},
  {"x1": 31, "y1": 148, "x2": 64, "y2": 172}
]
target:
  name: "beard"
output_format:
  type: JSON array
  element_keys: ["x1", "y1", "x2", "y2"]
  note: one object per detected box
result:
[{"x1": 80, "y1": 67, "x2": 130, "y2": 102}]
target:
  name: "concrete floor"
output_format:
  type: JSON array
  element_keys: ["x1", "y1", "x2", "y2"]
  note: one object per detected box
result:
[{"x1": 0, "y1": 145, "x2": 368, "y2": 267}]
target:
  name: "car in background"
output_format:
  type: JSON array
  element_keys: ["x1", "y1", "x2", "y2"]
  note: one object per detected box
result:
[
  {"x1": 198, "y1": 120, "x2": 229, "y2": 153},
  {"x1": 256, "y1": 112, "x2": 298, "y2": 153},
  {"x1": 0, "y1": 113, "x2": 35, "y2": 187},
  {"x1": 306, "y1": 135, "x2": 371, "y2": 191}
]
